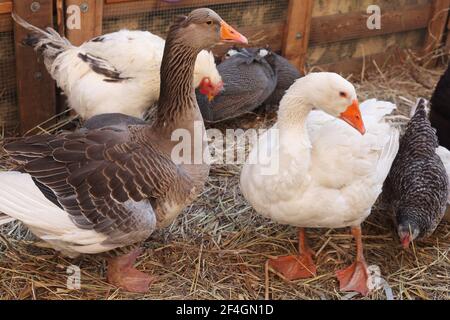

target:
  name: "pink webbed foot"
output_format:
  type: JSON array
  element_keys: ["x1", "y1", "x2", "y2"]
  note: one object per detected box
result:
[
  {"x1": 106, "y1": 249, "x2": 156, "y2": 293},
  {"x1": 336, "y1": 259, "x2": 370, "y2": 296},
  {"x1": 268, "y1": 253, "x2": 317, "y2": 280}
]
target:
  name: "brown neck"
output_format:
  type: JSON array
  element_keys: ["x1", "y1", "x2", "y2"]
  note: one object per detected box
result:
[{"x1": 156, "y1": 30, "x2": 201, "y2": 126}]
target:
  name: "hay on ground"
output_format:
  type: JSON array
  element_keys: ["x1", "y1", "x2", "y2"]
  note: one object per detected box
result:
[{"x1": 0, "y1": 56, "x2": 449, "y2": 300}]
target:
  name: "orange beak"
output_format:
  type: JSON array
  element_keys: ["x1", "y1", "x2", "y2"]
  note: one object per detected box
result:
[
  {"x1": 220, "y1": 21, "x2": 248, "y2": 44},
  {"x1": 339, "y1": 100, "x2": 366, "y2": 135}
]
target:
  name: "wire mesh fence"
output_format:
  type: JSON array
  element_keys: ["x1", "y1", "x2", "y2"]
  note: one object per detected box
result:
[
  {"x1": 0, "y1": 0, "x2": 444, "y2": 135},
  {"x1": 0, "y1": 29, "x2": 17, "y2": 136},
  {"x1": 103, "y1": 0, "x2": 289, "y2": 39}
]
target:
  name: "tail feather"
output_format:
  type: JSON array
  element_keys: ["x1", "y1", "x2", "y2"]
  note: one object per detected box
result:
[
  {"x1": 377, "y1": 127, "x2": 400, "y2": 183},
  {"x1": 409, "y1": 98, "x2": 430, "y2": 118},
  {"x1": 12, "y1": 13, "x2": 73, "y2": 72}
]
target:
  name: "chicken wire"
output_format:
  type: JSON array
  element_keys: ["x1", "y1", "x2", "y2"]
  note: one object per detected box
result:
[
  {"x1": 103, "y1": 0, "x2": 289, "y2": 38},
  {"x1": 0, "y1": 30, "x2": 17, "y2": 136}
]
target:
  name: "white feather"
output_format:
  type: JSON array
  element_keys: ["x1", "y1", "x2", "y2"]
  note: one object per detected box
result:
[
  {"x1": 436, "y1": 146, "x2": 450, "y2": 205},
  {"x1": 241, "y1": 75, "x2": 399, "y2": 229},
  {"x1": 13, "y1": 23, "x2": 221, "y2": 119},
  {"x1": 0, "y1": 171, "x2": 114, "y2": 256}
]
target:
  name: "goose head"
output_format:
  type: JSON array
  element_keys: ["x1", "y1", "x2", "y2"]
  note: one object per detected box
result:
[
  {"x1": 281, "y1": 72, "x2": 366, "y2": 135},
  {"x1": 171, "y1": 8, "x2": 247, "y2": 101},
  {"x1": 170, "y1": 8, "x2": 248, "y2": 50}
]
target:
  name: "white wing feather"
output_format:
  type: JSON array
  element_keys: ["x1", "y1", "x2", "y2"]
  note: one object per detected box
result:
[{"x1": 0, "y1": 171, "x2": 114, "y2": 256}]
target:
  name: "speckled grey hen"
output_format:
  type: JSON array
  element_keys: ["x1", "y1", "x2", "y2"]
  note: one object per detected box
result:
[
  {"x1": 197, "y1": 47, "x2": 277, "y2": 122},
  {"x1": 0, "y1": 8, "x2": 248, "y2": 293},
  {"x1": 383, "y1": 99, "x2": 449, "y2": 248}
]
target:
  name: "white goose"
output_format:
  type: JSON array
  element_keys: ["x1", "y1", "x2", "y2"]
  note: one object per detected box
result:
[
  {"x1": 13, "y1": 14, "x2": 223, "y2": 119},
  {"x1": 436, "y1": 146, "x2": 450, "y2": 222},
  {"x1": 240, "y1": 73, "x2": 399, "y2": 296}
]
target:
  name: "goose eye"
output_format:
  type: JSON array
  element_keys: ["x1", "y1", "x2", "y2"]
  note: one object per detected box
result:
[
  {"x1": 206, "y1": 21, "x2": 213, "y2": 25},
  {"x1": 339, "y1": 92, "x2": 347, "y2": 98}
]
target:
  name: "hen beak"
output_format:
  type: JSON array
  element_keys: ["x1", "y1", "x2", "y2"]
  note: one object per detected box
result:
[
  {"x1": 339, "y1": 100, "x2": 366, "y2": 135},
  {"x1": 401, "y1": 234, "x2": 412, "y2": 249},
  {"x1": 220, "y1": 21, "x2": 248, "y2": 44},
  {"x1": 199, "y1": 78, "x2": 223, "y2": 102},
  {"x1": 207, "y1": 81, "x2": 223, "y2": 102}
]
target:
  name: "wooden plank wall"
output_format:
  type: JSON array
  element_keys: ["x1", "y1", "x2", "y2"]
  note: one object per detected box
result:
[
  {"x1": 3, "y1": 0, "x2": 450, "y2": 133},
  {"x1": 0, "y1": 1, "x2": 12, "y2": 34},
  {"x1": 65, "y1": 0, "x2": 103, "y2": 45},
  {"x1": 424, "y1": 0, "x2": 450, "y2": 55},
  {"x1": 305, "y1": 0, "x2": 449, "y2": 74},
  {"x1": 13, "y1": 0, "x2": 56, "y2": 134},
  {"x1": 282, "y1": 0, "x2": 314, "y2": 73}
]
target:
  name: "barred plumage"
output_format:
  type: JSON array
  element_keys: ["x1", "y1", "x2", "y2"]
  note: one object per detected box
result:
[
  {"x1": 197, "y1": 47, "x2": 278, "y2": 122},
  {"x1": 383, "y1": 99, "x2": 449, "y2": 248}
]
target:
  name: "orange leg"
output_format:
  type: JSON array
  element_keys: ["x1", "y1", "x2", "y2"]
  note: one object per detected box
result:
[
  {"x1": 268, "y1": 228, "x2": 317, "y2": 280},
  {"x1": 106, "y1": 248, "x2": 156, "y2": 293},
  {"x1": 336, "y1": 226, "x2": 370, "y2": 296}
]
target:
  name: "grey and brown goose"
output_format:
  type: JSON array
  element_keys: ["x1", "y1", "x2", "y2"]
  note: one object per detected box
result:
[
  {"x1": 0, "y1": 8, "x2": 247, "y2": 293},
  {"x1": 197, "y1": 47, "x2": 277, "y2": 122},
  {"x1": 382, "y1": 99, "x2": 449, "y2": 248}
]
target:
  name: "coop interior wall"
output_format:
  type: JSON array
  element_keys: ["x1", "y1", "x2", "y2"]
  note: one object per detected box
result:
[
  {"x1": 0, "y1": 0, "x2": 445, "y2": 134},
  {"x1": 307, "y1": 0, "x2": 432, "y2": 67}
]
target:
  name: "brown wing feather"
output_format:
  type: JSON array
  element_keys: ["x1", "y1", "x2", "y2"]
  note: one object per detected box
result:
[{"x1": 4, "y1": 126, "x2": 193, "y2": 244}]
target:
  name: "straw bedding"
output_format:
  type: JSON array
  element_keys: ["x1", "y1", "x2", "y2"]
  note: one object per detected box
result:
[{"x1": 0, "y1": 53, "x2": 449, "y2": 300}]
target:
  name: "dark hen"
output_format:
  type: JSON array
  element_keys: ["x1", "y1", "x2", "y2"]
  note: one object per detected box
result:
[
  {"x1": 196, "y1": 48, "x2": 277, "y2": 122},
  {"x1": 383, "y1": 99, "x2": 449, "y2": 248},
  {"x1": 222, "y1": 47, "x2": 301, "y2": 110},
  {"x1": 430, "y1": 62, "x2": 450, "y2": 150},
  {"x1": 262, "y1": 50, "x2": 302, "y2": 108}
]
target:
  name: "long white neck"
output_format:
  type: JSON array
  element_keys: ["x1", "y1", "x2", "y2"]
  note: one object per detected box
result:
[{"x1": 277, "y1": 95, "x2": 313, "y2": 152}]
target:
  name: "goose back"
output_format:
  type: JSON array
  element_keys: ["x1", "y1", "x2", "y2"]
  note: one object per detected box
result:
[{"x1": 196, "y1": 48, "x2": 277, "y2": 122}]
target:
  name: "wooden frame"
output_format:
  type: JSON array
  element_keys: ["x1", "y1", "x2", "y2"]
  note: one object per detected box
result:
[
  {"x1": 4, "y1": 0, "x2": 450, "y2": 133},
  {"x1": 13, "y1": 0, "x2": 56, "y2": 134},
  {"x1": 0, "y1": 1, "x2": 12, "y2": 14},
  {"x1": 65, "y1": 0, "x2": 104, "y2": 45},
  {"x1": 282, "y1": 0, "x2": 314, "y2": 72},
  {"x1": 424, "y1": 0, "x2": 450, "y2": 55}
]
